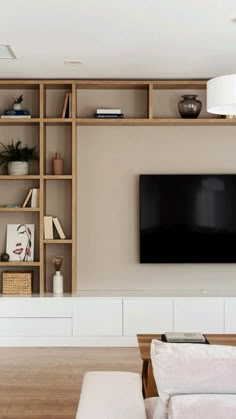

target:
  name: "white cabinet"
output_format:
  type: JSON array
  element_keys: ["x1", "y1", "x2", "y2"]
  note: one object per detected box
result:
[
  {"x1": 73, "y1": 298, "x2": 122, "y2": 336},
  {"x1": 123, "y1": 298, "x2": 173, "y2": 336},
  {"x1": 225, "y1": 298, "x2": 236, "y2": 333},
  {"x1": 174, "y1": 298, "x2": 224, "y2": 333}
]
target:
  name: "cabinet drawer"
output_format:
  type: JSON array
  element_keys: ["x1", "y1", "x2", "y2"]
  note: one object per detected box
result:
[
  {"x1": 225, "y1": 298, "x2": 236, "y2": 333},
  {"x1": 0, "y1": 318, "x2": 72, "y2": 337},
  {"x1": 73, "y1": 299, "x2": 122, "y2": 336},
  {"x1": 174, "y1": 298, "x2": 224, "y2": 333},
  {"x1": 0, "y1": 298, "x2": 72, "y2": 317},
  {"x1": 123, "y1": 298, "x2": 173, "y2": 336}
]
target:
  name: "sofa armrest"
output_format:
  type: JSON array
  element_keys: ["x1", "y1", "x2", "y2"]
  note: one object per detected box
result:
[{"x1": 76, "y1": 371, "x2": 147, "y2": 419}]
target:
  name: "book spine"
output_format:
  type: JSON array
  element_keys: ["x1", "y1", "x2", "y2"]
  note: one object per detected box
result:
[
  {"x1": 4, "y1": 110, "x2": 30, "y2": 115},
  {"x1": 22, "y1": 189, "x2": 33, "y2": 207},
  {"x1": 1, "y1": 115, "x2": 32, "y2": 118},
  {"x1": 94, "y1": 113, "x2": 124, "y2": 118},
  {"x1": 44, "y1": 216, "x2": 53, "y2": 239},
  {"x1": 30, "y1": 188, "x2": 39, "y2": 208},
  {"x1": 52, "y1": 217, "x2": 66, "y2": 239},
  {"x1": 96, "y1": 109, "x2": 122, "y2": 114}
]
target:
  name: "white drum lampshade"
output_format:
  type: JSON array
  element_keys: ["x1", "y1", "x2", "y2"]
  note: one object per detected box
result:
[{"x1": 207, "y1": 74, "x2": 236, "y2": 115}]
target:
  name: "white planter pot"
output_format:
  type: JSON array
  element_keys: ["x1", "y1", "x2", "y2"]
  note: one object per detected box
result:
[
  {"x1": 8, "y1": 161, "x2": 29, "y2": 175},
  {"x1": 13, "y1": 103, "x2": 22, "y2": 111}
]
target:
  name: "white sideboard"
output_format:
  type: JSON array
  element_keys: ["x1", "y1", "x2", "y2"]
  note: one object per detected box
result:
[{"x1": 0, "y1": 296, "x2": 235, "y2": 346}]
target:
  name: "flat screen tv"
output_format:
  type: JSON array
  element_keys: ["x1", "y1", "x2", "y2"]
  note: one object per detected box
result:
[{"x1": 139, "y1": 174, "x2": 236, "y2": 263}]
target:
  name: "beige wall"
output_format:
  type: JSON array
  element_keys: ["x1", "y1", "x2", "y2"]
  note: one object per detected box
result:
[{"x1": 77, "y1": 126, "x2": 236, "y2": 294}]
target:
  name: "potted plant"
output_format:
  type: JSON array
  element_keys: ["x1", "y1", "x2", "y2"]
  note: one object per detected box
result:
[
  {"x1": 12, "y1": 94, "x2": 23, "y2": 111},
  {"x1": 0, "y1": 140, "x2": 39, "y2": 175}
]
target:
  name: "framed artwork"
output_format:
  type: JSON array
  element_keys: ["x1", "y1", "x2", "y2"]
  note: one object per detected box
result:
[{"x1": 6, "y1": 224, "x2": 35, "y2": 262}]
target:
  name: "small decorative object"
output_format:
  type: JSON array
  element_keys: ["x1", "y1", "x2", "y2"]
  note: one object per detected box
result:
[
  {"x1": 178, "y1": 95, "x2": 202, "y2": 118},
  {"x1": 12, "y1": 94, "x2": 23, "y2": 111},
  {"x1": 52, "y1": 256, "x2": 63, "y2": 294},
  {"x1": 0, "y1": 139, "x2": 38, "y2": 175},
  {"x1": 52, "y1": 152, "x2": 64, "y2": 175},
  {"x1": 6, "y1": 224, "x2": 35, "y2": 262},
  {"x1": 1, "y1": 252, "x2": 9, "y2": 262}
]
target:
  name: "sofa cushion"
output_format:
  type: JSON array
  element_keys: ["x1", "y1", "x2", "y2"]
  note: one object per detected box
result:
[
  {"x1": 144, "y1": 397, "x2": 159, "y2": 419},
  {"x1": 151, "y1": 339, "x2": 236, "y2": 419},
  {"x1": 76, "y1": 371, "x2": 146, "y2": 419},
  {"x1": 169, "y1": 394, "x2": 236, "y2": 419}
]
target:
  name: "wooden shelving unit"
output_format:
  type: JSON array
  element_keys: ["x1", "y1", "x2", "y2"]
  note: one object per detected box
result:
[
  {"x1": 0, "y1": 80, "x2": 76, "y2": 295},
  {"x1": 0, "y1": 78, "x2": 232, "y2": 296}
]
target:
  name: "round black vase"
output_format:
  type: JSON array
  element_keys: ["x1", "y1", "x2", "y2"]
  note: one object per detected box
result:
[
  {"x1": 178, "y1": 95, "x2": 202, "y2": 118},
  {"x1": 1, "y1": 252, "x2": 9, "y2": 262}
]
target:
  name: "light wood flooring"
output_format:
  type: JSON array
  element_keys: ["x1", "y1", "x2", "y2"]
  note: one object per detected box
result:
[{"x1": 0, "y1": 347, "x2": 141, "y2": 418}]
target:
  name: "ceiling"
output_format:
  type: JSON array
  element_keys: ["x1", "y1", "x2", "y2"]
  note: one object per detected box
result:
[{"x1": 1, "y1": 0, "x2": 236, "y2": 79}]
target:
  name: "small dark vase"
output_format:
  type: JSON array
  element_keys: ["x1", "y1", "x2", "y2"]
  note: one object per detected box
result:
[
  {"x1": 1, "y1": 252, "x2": 9, "y2": 262},
  {"x1": 178, "y1": 95, "x2": 202, "y2": 118}
]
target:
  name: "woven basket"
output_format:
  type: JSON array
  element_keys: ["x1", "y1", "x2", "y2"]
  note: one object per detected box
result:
[{"x1": 2, "y1": 271, "x2": 32, "y2": 295}]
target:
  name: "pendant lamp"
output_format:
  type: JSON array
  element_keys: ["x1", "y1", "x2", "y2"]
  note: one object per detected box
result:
[{"x1": 207, "y1": 74, "x2": 236, "y2": 115}]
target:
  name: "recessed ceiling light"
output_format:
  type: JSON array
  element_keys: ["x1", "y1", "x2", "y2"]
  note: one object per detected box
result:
[
  {"x1": 0, "y1": 45, "x2": 16, "y2": 59},
  {"x1": 64, "y1": 60, "x2": 84, "y2": 65}
]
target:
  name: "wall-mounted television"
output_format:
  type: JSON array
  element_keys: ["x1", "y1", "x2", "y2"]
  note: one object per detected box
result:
[{"x1": 139, "y1": 174, "x2": 236, "y2": 263}]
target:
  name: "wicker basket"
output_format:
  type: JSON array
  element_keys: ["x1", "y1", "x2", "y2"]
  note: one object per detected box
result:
[{"x1": 2, "y1": 271, "x2": 32, "y2": 295}]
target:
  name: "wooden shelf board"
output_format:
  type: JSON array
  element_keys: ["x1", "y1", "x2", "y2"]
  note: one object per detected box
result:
[
  {"x1": 76, "y1": 80, "x2": 150, "y2": 89},
  {"x1": 43, "y1": 175, "x2": 72, "y2": 180},
  {"x1": 0, "y1": 175, "x2": 40, "y2": 180},
  {"x1": 153, "y1": 80, "x2": 207, "y2": 89},
  {"x1": 0, "y1": 118, "x2": 40, "y2": 125},
  {"x1": 76, "y1": 118, "x2": 231, "y2": 126},
  {"x1": 0, "y1": 81, "x2": 40, "y2": 88},
  {"x1": 0, "y1": 261, "x2": 40, "y2": 266},
  {"x1": 43, "y1": 118, "x2": 72, "y2": 125},
  {"x1": 43, "y1": 240, "x2": 72, "y2": 244},
  {"x1": 0, "y1": 208, "x2": 40, "y2": 212}
]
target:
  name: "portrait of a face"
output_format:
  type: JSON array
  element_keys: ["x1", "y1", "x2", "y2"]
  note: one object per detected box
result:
[{"x1": 6, "y1": 224, "x2": 35, "y2": 261}]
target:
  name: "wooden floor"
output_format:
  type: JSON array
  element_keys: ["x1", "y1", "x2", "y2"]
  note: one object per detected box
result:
[{"x1": 0, "y1": 347, "x2": 142, "y2": 418}]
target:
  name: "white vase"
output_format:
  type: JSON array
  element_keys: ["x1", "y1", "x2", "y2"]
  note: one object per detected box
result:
[
  {"x1": 53, "y1": 271, "x2": 63, "y2": 294},
  {"x1": 13, "y1": 103, "x2": 22, "y2": 110},
  {"x1": 8, "y1": 161, "x2": 29, "y2": 175}
]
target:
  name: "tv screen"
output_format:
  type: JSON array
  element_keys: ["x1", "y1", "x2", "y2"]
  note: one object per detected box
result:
[{"x1": 139, "y1": 174, "x2": 236, "y2": 263}]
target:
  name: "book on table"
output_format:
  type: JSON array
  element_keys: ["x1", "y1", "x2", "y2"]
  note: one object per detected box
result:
[{"x1": 164, "y1": 332, "x2": 206, "y2": 343}]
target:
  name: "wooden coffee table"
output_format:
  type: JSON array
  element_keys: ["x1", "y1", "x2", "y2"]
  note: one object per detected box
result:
[{"x1": 137, "y1": 333, "x2": 236, "y2": 398}]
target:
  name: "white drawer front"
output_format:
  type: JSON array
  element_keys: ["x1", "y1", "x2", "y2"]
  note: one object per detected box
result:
[
  {"x1": 73, "y1": 299, "x2": 122, "y2": 336},
  {"x1": 123, "y1": 298, "x2": 173, "y2": 336},
  {"x1": 0, "y1": 318, "x2": 72, "y2": 337},
  {"x1": 225, "y1": 298, "x2": 236, "y2": 333},
  {"x1": 0, "y1": 298, "x2": 72, "y2": 317},
  {"x1": 174, "y1": 298, "x2": 224, "y2": 333}
]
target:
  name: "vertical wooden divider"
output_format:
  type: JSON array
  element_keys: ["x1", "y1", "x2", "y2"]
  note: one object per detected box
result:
[
  {"x1": 39, "y1": 82, "x2": 45, "y2": 294},
  {"x1": 71, "y1": 82, "x2": 77, "y2": 293},
  {"x1": 148, "y1": 83, "x2": 153, "y2": 119}
]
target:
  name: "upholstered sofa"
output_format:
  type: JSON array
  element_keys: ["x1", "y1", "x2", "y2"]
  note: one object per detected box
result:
[{"x1": 76, "y1": 339, "x2": 236, "y2": 419}]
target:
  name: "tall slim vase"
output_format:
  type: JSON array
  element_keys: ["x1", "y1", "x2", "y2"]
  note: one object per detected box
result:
[{"x1": 53, "y1": 271, "x2": 63, "y2": 294}]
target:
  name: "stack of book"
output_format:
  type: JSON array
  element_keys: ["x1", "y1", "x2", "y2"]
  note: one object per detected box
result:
[
  {"x1": 44, "y1": 215, "x2": 66, "y2": 239},
  {"x1": 94, "y1": 108, "x2": 124, "y2": 119},
  {"x1": 1, "y1": 110, "x2": 31, "y2": 118}
]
